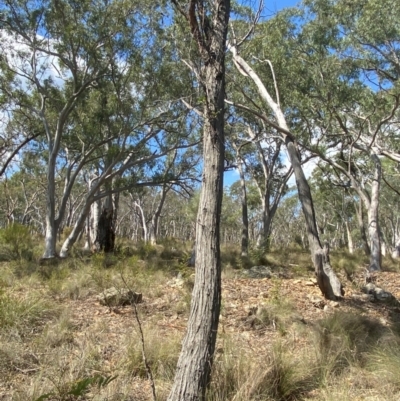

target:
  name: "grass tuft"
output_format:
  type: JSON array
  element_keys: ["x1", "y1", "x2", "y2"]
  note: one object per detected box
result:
[{"x1": 122, "y1": 326, "x2": 182, "y2": 381}]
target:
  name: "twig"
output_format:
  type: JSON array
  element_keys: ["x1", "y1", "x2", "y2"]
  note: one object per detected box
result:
[{"x1": 120, "y1": 275, "x2": 156, "y2": 401}]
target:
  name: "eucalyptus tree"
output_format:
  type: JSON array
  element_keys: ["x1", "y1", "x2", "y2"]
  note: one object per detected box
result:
[
  {"x1": 167, "y1": 0, "x2": 230, "y2": 399},
  {"x1": 0, "y1": 0, "x2": 167, "y2": 258},
  {"x1": 146, "y1": 146, "x2": 200, "y2": 245},
  {"x1": 283, "y1": 0, "x2": 400, "y2": 270},
  {"x1": 0, "y1": 140, "x2": 50, "y2": 229},
  {"x1": 235, "y1": 121, "x2": 292, "y2": 250},
  {"x1": 309, "y1": 165, "x2": 359, "y2": 252},
  {"x1": 59, "y1": 103, "x2": 200, "y2": 256},
  {"x1": 271, "y1": 192, "x2": 307, "y2": 249},
  {"x1": 379, "y1": 159, "x2": 400, "y2": 257},
  {"x1": 231, "y1": 142, "x2": 250, "y2": 255},
  {"x1": 228, "y1": 178, "x2": 262, "y2": 245},
  {"x1": 226, "y1": 8, "x2": 343, "y2": 299}
]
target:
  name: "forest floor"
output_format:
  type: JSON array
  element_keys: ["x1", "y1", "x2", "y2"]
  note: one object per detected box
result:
[{"x1": 1, "y1": 245, "x2": 400, "y2": 401}]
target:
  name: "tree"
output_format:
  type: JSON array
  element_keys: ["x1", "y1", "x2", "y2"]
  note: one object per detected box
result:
[
  {"x1": 0, "y1": 0, "x2": 161, "y2": 258},
  {"x1": 281, "y1": 0, "x2": 400, "y2": 270},
  {"x1": 167, "y1": 0, "x2": 230, "y2": 399},
  {"x1": 227, "y1": 28, "x2": 343, "y2": 300}
]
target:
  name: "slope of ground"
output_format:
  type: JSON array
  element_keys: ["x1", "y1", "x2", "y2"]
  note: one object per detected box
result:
[{"x1": 1, "y1": 247, "x2": 400, "y2": 401}]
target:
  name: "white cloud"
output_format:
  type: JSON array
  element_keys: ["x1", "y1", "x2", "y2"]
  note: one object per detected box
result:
[{"x1": 0, "y1": 30, "x2": 72, "y2": 91}]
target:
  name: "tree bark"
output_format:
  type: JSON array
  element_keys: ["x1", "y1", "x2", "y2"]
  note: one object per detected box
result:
[
  {"x1": 134, "y1": 199, "x2": 148, "y2": 242},
  {"x1": 345, "y1": 221, "x2": 354, "y2": 254},
  {"x1": 149, "y1": 185, "x2": 169, "y2": 245},
  {"x1": 355, "y1": 197, "x2": 370, "y2": 256},
  {"x1": 228, "y1": 47, "x2": 343, "y2": 300},
  {"x1": 286, "y1": 139, "x2": 343, "y2": 299},
  {"x1": 90, "y1": 194, "x2": 101, "y2": 250},
  {"x1": 97, "y1": 194, "x2": 115, "y2": 253},
  {"x1": 167, "y1": 0, "x2": 229, "y2": 399},
  {"x1": 43, "y1": 152, "x2": 58, "y2": 259},
  {"x1": 392, "y1": 238, "x2": 400, "y2": 258},
  {"x1": 60, "y1": 196, "x2": 94, "y2": 258},
  {"x1": 367, "y1": 154, "x2": 381, "y2": 271},
  {"x1": 237, "y1": 156, "x2": 249, "y2": 257},
  {"x1": 83, "y1": 214, "x2": 91, "y2": 251}
]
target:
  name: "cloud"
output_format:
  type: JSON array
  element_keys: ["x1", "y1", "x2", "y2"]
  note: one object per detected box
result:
[{"x1": 0, "y1": 30, "x2": 71, "y2": 91}]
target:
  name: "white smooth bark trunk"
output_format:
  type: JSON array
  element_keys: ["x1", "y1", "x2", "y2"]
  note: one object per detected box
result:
[
  {"x1": 229, "y1": 48, "x2": 343, "y2": 299},
  {"x1": 237, "y1": 156, "x2": 249, "y2": 257},
  {"x1": 60, "y1": 198, "x2": 93, "y2": 258},
  {"x1": 392, "y1": 237, "x2": 400, "y2": 258},
  {"x1": 345, "y1": 221, "x2": 354, "y2": 254},
  {"x1": 149, "y1": 187, "x2": 168, "y2": 245},
  {"x1": 367, "y1": 154, "x2": 381, "y2": 271},
  {"x1": 134, "y1": 201, "x2": 148, "y2": 242},
  {"x1": 91, "y1": 194, "x2": 101, "y2": 251},
  {"x1": 43, "y1": 154, "x2": 58, "y2": 259}
]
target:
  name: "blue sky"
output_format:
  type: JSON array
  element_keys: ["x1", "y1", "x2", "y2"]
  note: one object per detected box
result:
[{"x1": 267, "y1": 0, "x2": 301, "y2": 12}]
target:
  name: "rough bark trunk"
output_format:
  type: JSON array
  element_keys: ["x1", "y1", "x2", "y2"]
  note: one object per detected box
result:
[
  {"x1": 97, "y1": 194, "x2": 115, "y2": 253},
  {"x1": 262, "y1": 204, "x2": 276, "y2": 252},
  {"x1": 167, "y1": 1, "x2": 229, "y2": 399}
]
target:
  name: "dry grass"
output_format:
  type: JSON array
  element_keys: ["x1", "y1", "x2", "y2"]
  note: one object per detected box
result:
[{"x1": 1, "y1": 238, "x2": 400, "y2": 400}]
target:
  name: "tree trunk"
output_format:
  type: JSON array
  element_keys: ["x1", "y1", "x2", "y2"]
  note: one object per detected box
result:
[
  {"x1": 286, "y1": 139, "x2": 343, "y2": 300},
  {"x1": 167, "y1": 1, "x2": 229, "y2": 400},
  {"x1": 355, "y1": 198, "x2": 370, "y2": 256},
  {"x1": 228, "y1": 48, "x2": 343, "y2": 300},
  {"x1": 392, "y1": 237, "x2": 400, "y2": 258},
  {"x1": 112, "y1": 191, "x2": 120, "y2": 234},
  {"x1": 97, "y1": 194, "x2": 115, "y2": 253},
  {"x1": 60, "y1": 197, "x2": 93, "y2": 258},
  {"x1": 43, "y1": 154, "x2": 58, "y2": 259},
  {"x1": 134, "y1": 200, "x2": 148, "y2": 242},
  {"x1": 83, "y1": 214, "x2": 91, "y2": 251},
  {"x1": 345, "y1": 221, "x2": 354, "y2": 254},
  {"x1": 367, "y1": 154, "x2": 381, "y2": 271},
  {"x1": 91, "y1": 192, "x2": 102, "y2": 251},
  {"x1": 149, "y1": 185, "x2": 169, "y2": 245},
  {"x1": 261, "y1": 203, "x2": 278, "y2": 252},
  {"x1": 237, "y1": 156, "x2": 249, "y2": 257}
]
